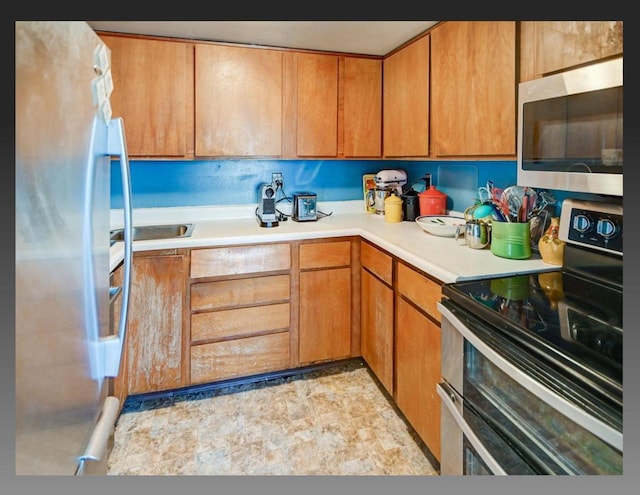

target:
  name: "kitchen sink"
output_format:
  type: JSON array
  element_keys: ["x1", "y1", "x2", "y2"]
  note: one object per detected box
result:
[{"x1": 110, "y1": 223, "x2": 194, "y2": 243}]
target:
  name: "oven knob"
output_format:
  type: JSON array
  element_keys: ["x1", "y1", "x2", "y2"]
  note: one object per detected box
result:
[
  {"x1": 596, "y1": 218, "x2": 620, "y2": 239},
  {"x1": 572, "y1": 213, "x2": 593, "y2": 233}
]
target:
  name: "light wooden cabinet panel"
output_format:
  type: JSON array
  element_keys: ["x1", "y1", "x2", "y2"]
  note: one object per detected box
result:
[
  {"x1": 396, "y1": 262, "x2": 442, "y2": 323},
  {"x1": 191, "y1": 332, "x2": 290, "y2": 384},
  {"x1": 344, "y1": 57, "x2": 382, "y2": 157},
  {"x1": 431, "y1": 21, "x2": 516, "y2": 157},
  {"x1": 195, "y1": 44, "x2": 284, "y2": 157},
  {"x1": 383, "y1": 35, "x2": 429, "y2": 158},
  {"x1": 299, "y1": 267, "x2": 352, "y2": 364},
  {"x1": 100, "y1": 34, "x2": 192, "y2": 157},
  {"x1": 299, "y1": 240, "x2": 351, "y2": 269},
  {"x1": 395, "y1": 297, "x2": 441, "y2": 462},
  {"x1": 360, "y1": 241, "x2": 392, "y2": 285},
  {"x1": 191, "y1": 303, "x2": 290, "y2": 342},
  {"x1": 295, "y1": 53, "x2": 339, "y2": 157},
  {"x1": 191, "y1": 275, "x2": 290, "y2": 311},
  {"x1": 191, "y1": 244, "x2": 291, "y2": 279},
  {"x1": 360, "y1": 269, "x2": 394, "y2": 394},
  {"x1": 109, "y1": 263, "x2": 127, "y2": 411},
  {"x1": 520, "y1": 21, "x2": 623, "y2": 82},
  {"x1": 125, "y1": 252, "x2": 186, "y2": 395}
]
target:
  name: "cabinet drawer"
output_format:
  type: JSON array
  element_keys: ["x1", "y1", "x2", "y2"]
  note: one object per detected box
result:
[
  {"x1": 191, "y1": 244, "x2": 291, "y2": 279},
  {"x1": 360, "y1": 242, "x2": 393, "y2": 285},
  {"x1": 190, "y1": 332, "x2": 290, "y2": 383},
  {"x1": 299, "y1": 240, "x2": 351, "y2": 269},
  {"x1": 191, "y1": 275, "x2": 290, "y2": 311},
  {"x1": 191, "y1": 303, "x2": 290, "y2": 342},
  {"x1": 396, "y1": 262, "x2": 442, "y2": 323}
]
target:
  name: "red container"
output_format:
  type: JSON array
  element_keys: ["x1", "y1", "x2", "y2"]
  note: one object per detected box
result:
[{"x1": 418, "y1": 186, "x2": 447, "y2": 216}]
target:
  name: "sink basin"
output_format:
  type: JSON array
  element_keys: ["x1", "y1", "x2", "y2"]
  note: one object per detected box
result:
[{"x1": 110, "y1": 223, "x2": 194, "y2": 243}]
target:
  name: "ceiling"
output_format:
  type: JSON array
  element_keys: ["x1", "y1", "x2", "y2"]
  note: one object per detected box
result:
[{"x1": 87, "y1": 21, "x2": 440, "y2": 56}]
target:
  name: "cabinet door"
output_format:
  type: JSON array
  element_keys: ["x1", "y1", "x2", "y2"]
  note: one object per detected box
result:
[
  {"x1": 344, "y1": 57, "x2": 382, "y2": 157},
  {"x1": 395, "y1": 297, "x2": 441, "y2": 461},
  {"x1": 296, "y1": 53, "x2": 339, "y2": 157},
  {"x1": 383, "y1": 35, "x2": 429, "y2": 157},
  {"x1": 109, "y1": 263, "x2": 127, "y2": 411},
  {"x1": 431, "y1": 21, "x2": 516, "y2": 157},
  {"x1": 299, "y1": 267, "x2": 351, "y2": 364},
  {"x1": 195, "y1": 44, "x2": 283, "y2": 157},
  {"x1": 101, "y1": 35, "x2": 192, "y2": 157},
  {"x1": 519, "y1": 21, "x2": 623, "y2": 82},
  {"x1": 360, "y1": 269, "x2": 393, "y2": 394},
  {"x1": 126, "y1": 252, "x2": 186, "y2": 395}
]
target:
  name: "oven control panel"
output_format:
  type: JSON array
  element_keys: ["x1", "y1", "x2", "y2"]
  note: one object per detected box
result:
[{"x1": 559, "y1": 199, "x2": 623, "y2": 256}]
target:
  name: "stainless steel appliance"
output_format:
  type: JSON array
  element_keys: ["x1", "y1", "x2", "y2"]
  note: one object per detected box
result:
[
  {"x1": 517, "y1": 57, "x2": 623, "y2": 197},
  {"x1": 373, "y1": 169, "x2": 407, "y2": 215},
  {"x1": 292, "y1": 191, "x2": 317, "y2": 222},
  {"x1": 437, "y1": 198, "x2": 622, "y2": 475},
  {"x1": 16, "y1": 21, "x2": 133, "y2": 475},
  {"x1": 256, "y1": 182, "x2": 279, "y2": 227}
]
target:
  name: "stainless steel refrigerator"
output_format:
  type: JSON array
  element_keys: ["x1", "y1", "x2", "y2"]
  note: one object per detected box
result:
[{"x1": 16, "y1": 21, "x2": 133, "y2": 475}]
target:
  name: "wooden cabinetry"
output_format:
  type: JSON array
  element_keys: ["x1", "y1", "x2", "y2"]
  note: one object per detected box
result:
[
  {"x1": 395, "y1": 261, "x2": 443, "y2": 462},
  {"x1": 189, "y1": 243, "x2": 292, "y2": 383},
  {"x1": 124, "y1": 250, "x2": 187, "y2": 395},
  {"x1": 298, "y1": 240, "x2": 354, "y2": 364},
  {"x1": 360, "y1": 241, "x2": 394, "y2": 394},
  {"x1": 343, "y1": 57, "x2": 382, "y2": 157},
  {"x1": 430, "y1": 21, "x2": 516, "y2": 157},
  {"x1": 294, "y1": 53, "x2": 339, "y2": 157},
  {"x1": 519, "y1": 21, "x2": 623, "y2": 82},
  {"x1": 195, "y1": 44, "x2": 284, "y2": 157},
  {"x1": 100, "y1": 34, "x2": 193, "y2": 158},
  {"x1": 109, "y1": 262, "x2": 127, "y2": 411},
  {"x1": 383, "y1": 35, "x2": 430, "y2": 158}
]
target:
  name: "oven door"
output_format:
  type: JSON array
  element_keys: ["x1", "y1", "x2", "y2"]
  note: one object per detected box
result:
[{"x1": 439, "y1": 300, "x2": 623, "y2": 475}]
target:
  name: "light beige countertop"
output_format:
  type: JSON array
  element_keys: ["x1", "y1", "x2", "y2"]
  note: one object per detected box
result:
[{"x1": 109, "y1": 200, "x2": 559, "y2": 283}]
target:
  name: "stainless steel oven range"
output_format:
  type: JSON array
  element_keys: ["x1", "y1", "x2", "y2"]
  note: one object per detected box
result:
[{"x1": 437, "y1": 198, "x2": 623, "y2": 475}]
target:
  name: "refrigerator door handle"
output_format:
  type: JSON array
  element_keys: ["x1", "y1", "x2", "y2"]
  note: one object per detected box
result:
[
  {"x1": 102, "y1": 117, "x2": 133, "y2": 377},
  {"x1": 78, "y1": 396, "x2": 120, "y2": 469}
]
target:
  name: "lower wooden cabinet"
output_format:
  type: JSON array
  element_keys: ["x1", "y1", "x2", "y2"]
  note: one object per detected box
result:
[
  {"x1": 298, "y1": 240, "x2": 354, "y2": 364},
  {"x1": 395, "y1": 296, "x2": 442, "y2": 462},
  {"x1": 188, "y1": 244, "x2": 292, "y2": 384},
  {"x1": 360, "y1": 242, "x2": 394, "y2": 394},
  {"x1": 109, "y1": 262, "x2": 127, "y2": 412},
  {"x1": 125, "y1": 250, "x2": 187, "y2": 396}
]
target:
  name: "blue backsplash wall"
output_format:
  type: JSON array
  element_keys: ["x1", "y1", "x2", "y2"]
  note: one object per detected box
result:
[{"x1": 111, "y1": 159, "x2": 520, "y2": 213}]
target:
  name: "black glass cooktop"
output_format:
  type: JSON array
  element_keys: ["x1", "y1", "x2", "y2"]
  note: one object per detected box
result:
[{"x1": 442, "y1": 268, "x2": 622, "y2": 404}]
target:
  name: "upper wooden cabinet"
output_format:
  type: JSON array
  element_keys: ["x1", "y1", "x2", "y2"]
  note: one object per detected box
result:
[
  {"x1": 519, "y1": 21, "x2": 623, "y2": 82},
  {"x1": 195, "y1": 44, "x2": 284, "y2": 157},
  {"x1": 294, "y1": 53, "x2": 339, "y2": 157},
  {"x1": 343, "y1": 57, "x2": 382, "y2": 158},
  {"x1": 100, "y1": 34, "x2": 193, "y2": 158},
  {"x1": 430, "y1": 21, "x2": 516, "y2": 158},
  {"x1": 383, "y1": 35, "x2": 430, "y2": 158}
]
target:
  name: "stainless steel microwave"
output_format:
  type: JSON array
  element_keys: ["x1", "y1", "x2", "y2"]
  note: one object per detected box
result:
[{"x1": 517, "y1": 57, "x2": 623, "y2": 197}]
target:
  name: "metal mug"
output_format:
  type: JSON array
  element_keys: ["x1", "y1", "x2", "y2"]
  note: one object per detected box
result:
[{"x1": 455, "y1": 220, "x2": 491, "y2": 249}]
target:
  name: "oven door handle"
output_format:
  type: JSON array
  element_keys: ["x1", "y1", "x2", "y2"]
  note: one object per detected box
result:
[{"x1": 437, "y1": 382, "x2": 507, "y2": 475}]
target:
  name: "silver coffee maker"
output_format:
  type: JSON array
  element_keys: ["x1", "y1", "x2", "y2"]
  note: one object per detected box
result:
[{"x1": 373, "y1": 169, "x2": 407, "y2": 215}]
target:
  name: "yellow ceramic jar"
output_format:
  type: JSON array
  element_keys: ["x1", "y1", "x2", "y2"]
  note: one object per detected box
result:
[
  {"x1": 384, "y1": 193, "x2": 403, "y2": 223},
  {"x1": 538, "y1": 217, "x2": 565, "y2": 265}
]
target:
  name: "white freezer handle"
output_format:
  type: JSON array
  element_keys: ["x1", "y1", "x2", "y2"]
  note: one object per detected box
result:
[{"x1": 101, "y1": 117, "x2": 133, "y2": 377}]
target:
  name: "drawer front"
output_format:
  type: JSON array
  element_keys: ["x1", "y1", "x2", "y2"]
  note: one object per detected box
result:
[
  {"x1": 191, "y1": 275, "x2": 290, "y2": 311},
  {"x1": 360, "y1": 241, "x2": 393, "y2": 285},
  {"x1": 396, "y1": 262, "x2": 442, "y2": 323},
  {"x1": 190, "y1": 243, "x2": 291, "y2": 278},
  {"x1": 191, "y1": 303, "x2": 290, "y2": 342},
  {"x1": 299, "y1": 240, "x2": 351, "y2": 269},
  {"x1": 190, "y1": 332, "x2": 290, "y2": 383}
]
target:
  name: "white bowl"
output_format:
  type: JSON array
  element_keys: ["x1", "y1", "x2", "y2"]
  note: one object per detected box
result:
[{"x1": 415, "y1": 215, "x2": 465, "y2": 237}]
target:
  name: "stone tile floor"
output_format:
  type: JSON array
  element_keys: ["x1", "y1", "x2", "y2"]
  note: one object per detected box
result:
[{"x1": 107, "y1": 360, "x2": 438, "y2": 476}]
